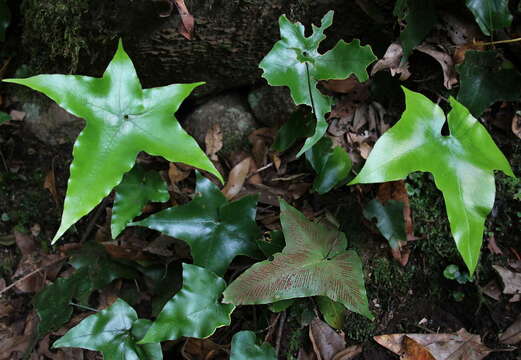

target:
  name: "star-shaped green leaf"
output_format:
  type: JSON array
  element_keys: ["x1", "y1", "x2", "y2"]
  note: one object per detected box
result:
[
  {"x1": 53, "y1": 298, "x2": 162, "y2": 360},
  {"x1": 465, "y1": 0, "x2": 512, "y2": 36},
  {"x1": 230, "y1": 331, "x2": 277, "y2": 360},
  {"x1": 223, "y1": 199, "x2": 373, "y2": 320},
  {"x1": 139, "y1": 263, "x2": 235, "y2": 343},
  {"x1": 3, "y1": 39, "x2": 221, "y2": 244},
  {"x1": 457, "y1": 50, "x2": 521, "y2": 117},
  {"x1": 260, "y1": 11, "x2": 376, "y2": 157},
  {"x1": 111, "y1": 164, "x2": 169, "y2": 238},
  {"x1": 132, "y1": 172, "x2": 261, "y2": 276},
  {"x1": 350, "y1": 87, "x2": 514, "y2": 274}
]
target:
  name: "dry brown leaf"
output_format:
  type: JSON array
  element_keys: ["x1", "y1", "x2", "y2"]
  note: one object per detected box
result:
[
  {"x1": 374, "y1": 329, "x2": 493, "y2": 360},
  {"x1": 174, "y1": 0, "x2": 195, "y2": 40},
  {"x1": 493, "y1": 265, "x2": 521, "y2": 300},
  {"x1": 482, "y1": 280, "x2": 501, "y2": 301},
  {"x1": 402, "y1": 336, "x2": 436, "y2": 360},
  {"x1": 0, "y1": 335, "x2": 31, "y2": 360},
  {"x1": 416, "y1": 44, "x2": 458, "y2": 90},
  {"x1": 331, "y1": 345, "x2": 362, "y2": 360},
  {"x1": 309, "y1": 318, "x2": 346, "y2": 360},
  {"x1": 371, "y1": 43, "x2": 411, "y2": 80},
  {"x1": 499, "y1": 315, "x2": 521, "y2": 345},
  {"x1": 322, "y1": 76, "x2": 360, "y2": 94},
  {"x1": 248, "y1": 128, "x2": 276, "y2": 167},
  {"x1": 205, "y1": 124, "x2": 223, "y2": 161},
  {"x1": 168, "y1": 162, "x2": 192, "y2": 184},
  {"x1": 14, "y1": 229, "x2": 37, "y2": 256},
  {"x1": 181, "y1": 337, "x2": 228, "y2": 360},
  {"x1": 486, "y1": 234, "x2": 503, "y2": 255},
  {"x1": 222, "y1": 157, "x2": 251, "y2": 200},
  {"x1": 44, "y1": 169, "x2": 60, "y2": 207},
  {"x1": 512, "y1": 114, "x2": 521, "y2": 139},
  {"x1": 453, "y1": 42, "x2": 485, "y2": 65},
  {"x1": 9, "y1": 110, "x2": 26, "y2": 121}
]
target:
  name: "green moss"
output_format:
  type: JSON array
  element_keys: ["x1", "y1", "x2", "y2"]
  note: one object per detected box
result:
[
  {"x1": 343, "y1": 312, "x2": 377, "y2": 342},
  {"x1": 21, "y1": 0, "x2": 89, "y2": 73}
]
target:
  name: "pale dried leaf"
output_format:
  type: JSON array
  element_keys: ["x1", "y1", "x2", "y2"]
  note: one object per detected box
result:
[
  {"x1": 512, "y1": 114, "x2": 521, "y2": 139},
  {"x1": 14, "y1": 230, "x2": 37, "y2": 256},
  {"x1": 309, "y1": 318, "x2": 346, "y2": 360},
  {"x1": 222, "y1": 157, "x2": 251, "y2": 199},
  {"x1": 493, "y1": 265, "x2": 521, "y2": 297},
  {"x1": 205, "y1": 124, "x2": 223, "y2": 161},
  {"x1": 9, "y1": 110, "x2": 25, "y2": 121},
  {"x1": 371, "y1": 43, "x2": 411, "y2": 80},
  {"x1": 43, "y1": 169, "x2": 60, "y2": 206},
  {"x1": 482, "y1": 280, "x2": 501, "y2": 301},
  {"x1": 168, "y1": 163, "x2": 192, "y2": 184},
  {"x1": 416, "y1": 44, "x2": 458, "y2": 90},
  {"x1": 331, "y1": 345, "x2": 362, "y2": 360},
  {"x1": 174, "y1": 0, "x2": 195, "y2": 40}
]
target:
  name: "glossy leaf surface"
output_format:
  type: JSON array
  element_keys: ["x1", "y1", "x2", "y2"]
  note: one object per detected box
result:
[
  {"x1": 223, "y1": 199, "x2": 372, "y2": 319},
  {"x1": 306, "y1": 137, "x2": 351, "y2": 194},
  {"x1": 111, "y1": 164, "x2": 169, "y2": 238},
  {"x1": 230, "y1": 331, "x2": 277, "y2": 360},
  {"x1": 54, "y1": 298, "x2": 162, "y2": 360},
  {"x1": 272, "y1": 110, "x2": 314, "y2": 152},
  {"x1": 457, "y1": 50, "x2": 521, "y2": 117},
  {"x1": 363, "y1": 199, "x2": 406, "y2": 252},
  {"x1": 4, "y1": 39, "x2": 221, "y2": 243},
  {"x1": 133, "y1": 172, "x2": 261, "y2": 276},
  {"x1": 351, "y1": 87, "x2": 514, "y2": 274},
  {"x1": 140, "y1": 264, "x2": 235, "y2": 343},
  {"x1": 465, "y1": 0, "x2": 512, "y2": 36},
  {"x1": 35, "y1": 242, "x2": 139, "y2": 337},
  {"x1": 260, "y1": 11, "x2": 376, "y2": 156}
]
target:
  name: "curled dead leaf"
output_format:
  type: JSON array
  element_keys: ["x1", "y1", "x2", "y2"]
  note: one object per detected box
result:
[
  {"x1": 205, "y1": 124, "x2": 223, "y2": 161},
  {"x1": 416, "y1": 44, "x2": 458, "y2": 90},
  {"x1": 512, "y1": 113, "x2": 521, "y2": 139},
  {"x1": 493, "y1": 265, "x2": 521, "y2": 301},
  {"x1": 499, "y1": 315, "x2": 521, "y2": 345},
  {"x1": 309, "y1": 318, "x2": 346, "y2": 360},
  {"x1": 371, "y1": 43, "x2": 411, "y2": 80},
  {"x1": 222, "y1": 157, "x2": 252, "y2": 200}
]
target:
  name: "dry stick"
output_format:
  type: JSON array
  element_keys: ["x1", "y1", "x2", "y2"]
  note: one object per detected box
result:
[
  {"x1": 475, "y1": 37, "x2": 521, "y2": 47},
  {"x1": 80, "y1": 196, "x2": 110, "y2": 243},
  {"x1": 0, "y1": 256, "x2": 65, "y2": 296},
  {"x1": 275, "y1": 311, "x2": 287, "y2": 357}
]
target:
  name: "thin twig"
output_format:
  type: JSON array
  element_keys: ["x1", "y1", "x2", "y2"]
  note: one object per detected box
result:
[
  {"x1": 70, "y1": 302, "x2": 99, "y2": 312},
  {"x1": 0, "y1": 257, "x2": 65, "y2": 296},
  {"x1": 275, "y1": 311, "x2": 287, "y2": 357},
  {"x1": 80, "y1": 196, "x2": 110, "y2": 243}
]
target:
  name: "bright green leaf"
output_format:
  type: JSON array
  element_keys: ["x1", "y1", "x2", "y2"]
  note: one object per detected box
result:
[
  {"x1": 268, "y1": 299, "x2": 295, "y2": 313},
  {"x1": 457, "y1": 50, "x2": 521, "y2": 117},
  {"x1": 132, "y1": 172, "x2": 261, "y2": 276},
  {"x1": 230, "y1": 331, "x2": 277, "y2": 360},
  {"x1": 140, "y1": 263, "x2": 235, "y2": 343},
  {"x1": 0, "y1": 0, "x2": 10, "y2": 42},
  {"x1": 34, "y1": 242, "x2": 139, "y2": 337},
  {"x1": 316, "y1": 296, "x2": 346, "y2": 329},
  {"x1": 3, "y1": 39, "x2": 221, "y2": 244},
  {"x1": 306, "y1": 137, "x2": 351, "y2": 194},
  {"x1": 398, "y1": 0, "x2": 437, "y2": 59},
  {"x1": 223, "y1": 199, "x2": 373, "y2": 320},
  {"x1": 53, "y1": 298, "x2": 161, "y2": 360},
  {"x1": 466, "y1": 0, "x2": 512, "y2": 36},
  {"x1": 111, "y1": 164, "x2": 169, "y2": 238},
  {"x1": 260, "y1": 11, "x2": 376, "y2": 156},
  {"x1": 363, "y1": 199, "x2": 406, "y2": 251},
  {"x1": 350, "y1": 87, "x2": 514, "y2": 274}
]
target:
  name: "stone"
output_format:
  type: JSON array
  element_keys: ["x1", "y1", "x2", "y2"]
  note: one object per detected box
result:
[
  {"x1": 248, "y1": 86, "x2": 296, "y2": 128},
  {"x1": 22, "y1": 102, "x2": 84, "y2": 146},
  {"x1": 183, "y1": 93, "x2": 258, "y2": 158}
]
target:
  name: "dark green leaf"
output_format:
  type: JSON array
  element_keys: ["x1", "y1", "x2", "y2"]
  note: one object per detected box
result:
[
  {"x1": 363, "y1": 199, "x2": 406, "y2": 251},
  {"x1": 306, "y1": 137, "x2": 351, "y2": 194},
  {"x1": 0, "y1": 111, "x2": 10, "y2": 125},
  {"x1": 35, "y1": 242, "x2": 139, "y2": 337},
  {"x1": 399, "y1": 0, "x2": 437, "y2": 59},
  {"x1": 0, "y1": 0, "x2": 10, "y2": 41},
  {"x1": 257, "y1": 230, "x2": 285, "y2": 258},
  {"x1": 465, "y1": 0, "x2": 512, "y2": 36},
  {"x1": 351, "y1": 87, "x2": 514, "y2": 274},
  {"x1": 140, "y1": 263, "x2": 235, "y2": 343},
  {"x1": 457, "y1": 50, "x2": 521, "y2": 117},
  {"x1": 223, "y1": 199, "x2": 373, "y2": 320},
  {"x1": 230, "y1": 331, "x2": 277, "y2": 360},
  {"x1": 111, "y1": 164, "x2": 169, "y2": 238},
  {"x1": 132, "y1": 172, "x2": 261, "y2": 276},
  {"x1": 3, "y1": 39, "x2": 221, "y2": 243},
  {"x1": 316, "y1": 296, "x2": 346, "y2": 329},
  {"x1": 260, "y1": 11, "x2": 376, "y2": 156},
  {"x1": 272, "y1": 110, "x2": 314, "y2": 152},
  {"x1": 268, "y1": 299, "x2": 295, "y2": 313},
  {"x1": 53, "y1": 298, "x2": 161, "y2": 360}
]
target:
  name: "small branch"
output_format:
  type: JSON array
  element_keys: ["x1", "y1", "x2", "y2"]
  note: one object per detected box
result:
[
  {"x1": 70, "y1": 302, "x2": 99, "y2": 312},
  {"x1": 275, "y1": 311, "x2": 287, "y2": 357},
  {"x1": 80, "y1": 196, "x2": 110, "y2": 243},
  {"x1": 475, "y1": 37, "x2": 521, "y2": 47},
  {"x1": 0, "y1": 257, "x2": 65, "y2": 296}
]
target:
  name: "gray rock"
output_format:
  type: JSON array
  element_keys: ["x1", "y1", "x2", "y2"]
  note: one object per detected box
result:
[
  {"x1": 22, "y1": 102, "x2": 84, "y2": 145},
  {"x1": 184, "y1": 93, "x2": 258, "y2": 157},
  {"x1": 248, "y1": 86, "x2": 297, "y2": 128}
]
